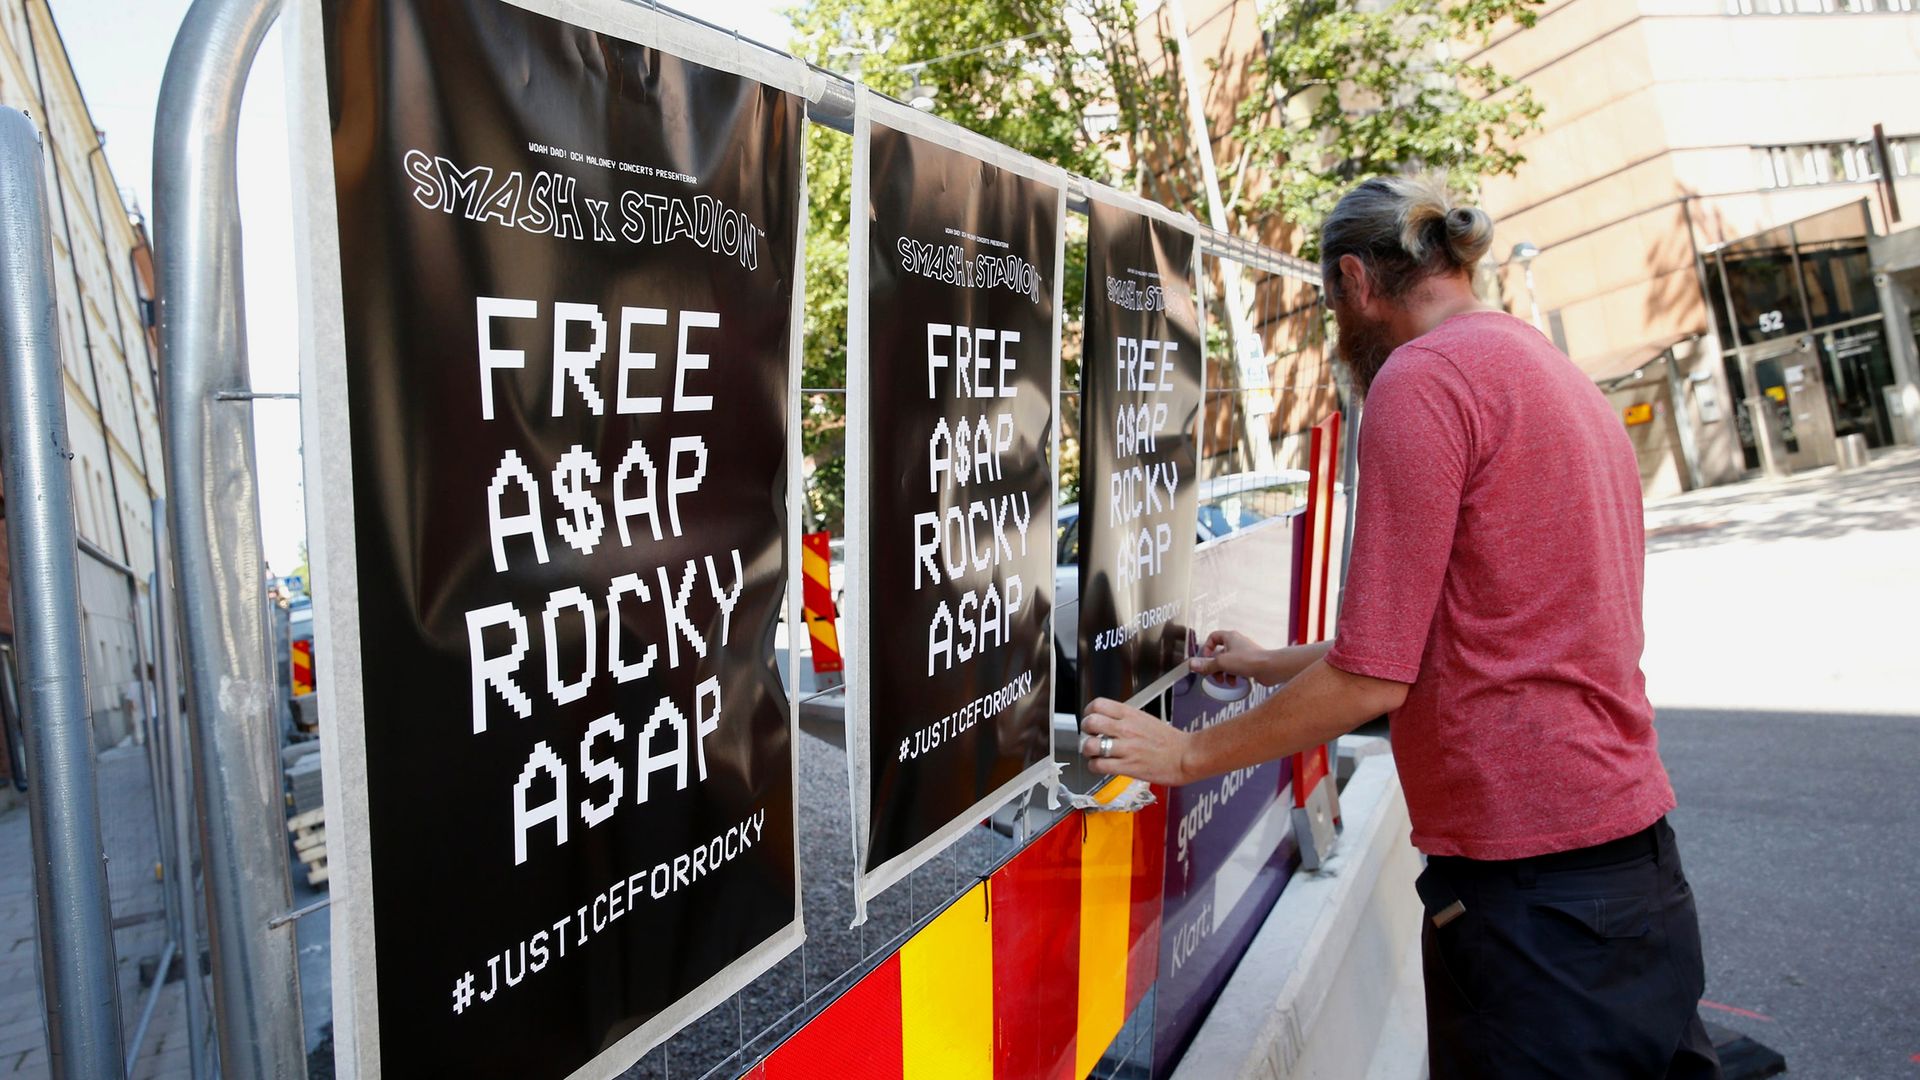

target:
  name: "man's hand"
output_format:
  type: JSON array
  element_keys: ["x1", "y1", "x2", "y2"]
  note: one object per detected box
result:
[
  {"x1": 1080, "y1": 697, "x2": 1193, "y2": 786},
  {"x1": 1189, "y1": 630, "x2": 1268, "y2": 680}
]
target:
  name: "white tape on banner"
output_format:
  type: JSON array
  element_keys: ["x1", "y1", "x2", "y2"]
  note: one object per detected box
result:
[
  {"x1": 286, "y1": 6, "x2": 380, "y2": 1073},
  {"x1": 858, "y1": 90, "x2": 1070, "y2": 193},
  {"x1": 531, "y1": 0, "x2": 812, "y2": 96},
  {"x1": 844, "y1": 84, "x2": 875, "y2": 929},
  {"x1": 1081, "y1": 178, "x2": 1205, "y2": 237}
]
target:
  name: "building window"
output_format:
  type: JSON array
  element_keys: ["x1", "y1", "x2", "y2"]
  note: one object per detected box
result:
[
  {"x1": 1754, "y1": 134, "x2": 1917, "y2": 189},
  {"x1": 1729, "y1": 0, "x2": 1915, "y2": 11}
]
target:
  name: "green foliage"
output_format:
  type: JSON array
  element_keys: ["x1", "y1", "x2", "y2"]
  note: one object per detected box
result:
[
  {"x1": 1232, "y1": 0, "x2": 1546, "y2": 255},
  {"x1": 797, "y1": 131, "x2": 853, "y2": 529},
  {"x1": 786, "y1": 0, "x2": 1129, "y2": 529},
  {"x1": 780, "y1": 0, "x2": 1545, "y2": 525}
]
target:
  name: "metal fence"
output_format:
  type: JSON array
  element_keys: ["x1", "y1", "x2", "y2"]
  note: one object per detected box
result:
[
  {"x1": 0, "y1": 103, "x2": 215, "y2": 1080},
  {"x1": 591, "y1": 135, "x2": 1332, "y2": 1080},
  {"x1": 0, "y1": 0, "x2": 1343, "y2": 1076}
]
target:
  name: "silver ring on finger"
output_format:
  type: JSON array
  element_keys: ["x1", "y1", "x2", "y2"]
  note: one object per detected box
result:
[{"x1": 1099, "y1": 735, "x2": 1115, "y2": 758}]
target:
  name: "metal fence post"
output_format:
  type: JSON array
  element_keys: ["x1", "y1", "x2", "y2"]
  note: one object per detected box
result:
[
  {"x1": 0, "y1": 104, "x2": 127, "y2": 1080},
  {"x1": 151, "y1": 498, "x2": 211, "y2": 1080},
  {"x1": 153, "y1": 1, "x2": 306, "y2": 1078}
]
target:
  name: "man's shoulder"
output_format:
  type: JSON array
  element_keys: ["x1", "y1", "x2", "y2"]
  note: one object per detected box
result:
[
  {"x1": 1410, "y1": 310, "x2": 1549, "y2": 361},
  {"x1": 1382, "y1": 312, "x2": 1562, "y2": 394},
  {"x1": 1374, "y1": 337, "x2": 1473, "y2": 405}
]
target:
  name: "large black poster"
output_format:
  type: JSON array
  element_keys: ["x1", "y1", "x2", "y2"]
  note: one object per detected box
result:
[
  {"x1": 1076, "y1": 196, "x2": 1203, "y2": 708},
  {"x1": 312, "y1": 1, "x2": 803, "y2": 1075},
  {"x1": 851, "y1": 103, "x2": 1061, "y2": 904}
]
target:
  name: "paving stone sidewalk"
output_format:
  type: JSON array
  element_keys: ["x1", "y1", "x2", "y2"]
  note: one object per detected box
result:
[{"x1": 0, "y1": 741, "x2": 198, "y2": 1078}]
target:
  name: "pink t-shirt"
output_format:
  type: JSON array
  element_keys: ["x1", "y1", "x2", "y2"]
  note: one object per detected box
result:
[{"x1": 1325, "y1": 310, "x2": 1675, "y2": 860}]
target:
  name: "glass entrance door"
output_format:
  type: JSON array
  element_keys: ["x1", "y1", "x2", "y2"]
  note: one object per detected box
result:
[
  {"x1": 1819, "y1": 322, "x2": 1897, "y2": 446},
  {"x1": 1746, "y1": 335, "x2": 1839, "y2": 472}
]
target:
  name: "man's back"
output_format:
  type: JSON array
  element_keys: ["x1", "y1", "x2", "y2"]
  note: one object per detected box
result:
[{"x1": 1327, "y1": 309, "x2": 1675, "y2": 859}]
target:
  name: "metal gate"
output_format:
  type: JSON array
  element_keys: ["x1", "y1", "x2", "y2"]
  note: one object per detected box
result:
[{"x1": 0, "y1": 0, "x2": 1359, "y2": 1076}]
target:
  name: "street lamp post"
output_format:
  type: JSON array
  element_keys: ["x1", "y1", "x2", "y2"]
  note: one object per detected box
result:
[{"x1": 1511, "y1": 240, "x2": 1543, "y2": 332}]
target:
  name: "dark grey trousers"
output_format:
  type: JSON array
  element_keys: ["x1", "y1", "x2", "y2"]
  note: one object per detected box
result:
[{"x1": 1417, "y1": 818, "x2": 1722, "y2": 1079}]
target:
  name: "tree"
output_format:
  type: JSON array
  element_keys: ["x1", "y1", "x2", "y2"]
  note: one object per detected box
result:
[
  {"x1": 786, "y1": 0, "x2": 1139, "y2": 524},
  {"x1": 1228, "y1": 0, "x2": 1545, "y2": 255},
  {"x1": 780, "y1": 0, "x2": 1545, "y2": 519}
]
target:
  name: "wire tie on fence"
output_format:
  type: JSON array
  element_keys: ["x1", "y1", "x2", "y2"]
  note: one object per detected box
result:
[
  {"x1": 979, "y1": 875, "x2": 991, "y2": 922},
  {"x1": 266, "y1": 894, "x2": 331, "y2": 930},
  {"x1": 213, "y1": 389, "x2": 300, "y2": 401}
]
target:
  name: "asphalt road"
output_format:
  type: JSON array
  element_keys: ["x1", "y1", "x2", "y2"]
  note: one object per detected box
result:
[
  {"x1": 1662, "y1": 707, "x2": 1919, "y2": 1078},
  {"x1": 1642, "y1": 450, "x2": 1920, "y2": 1078}
]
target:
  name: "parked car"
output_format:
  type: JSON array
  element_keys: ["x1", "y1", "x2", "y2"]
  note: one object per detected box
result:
[
  {"x1": 1052, "y1": 469, "x2": 1308, "y2": 711},
  {"x1": 799, "y1": 469, "x2": 1312, "y2": 715}
]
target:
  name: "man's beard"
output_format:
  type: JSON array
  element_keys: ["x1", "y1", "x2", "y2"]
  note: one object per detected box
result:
[{"x1": 1334, "y1": 305, "x2": 1395, "y2": 398}]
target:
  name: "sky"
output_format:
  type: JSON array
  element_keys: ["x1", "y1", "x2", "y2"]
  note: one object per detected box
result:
[{"x1": 49, "y1": 0, "x2": 797, "y2": 576}]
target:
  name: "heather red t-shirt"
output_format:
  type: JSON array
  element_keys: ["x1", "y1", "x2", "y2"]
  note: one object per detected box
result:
[{"x1": 1325, "y1": 310, "x2": 1675, "y2": 860}]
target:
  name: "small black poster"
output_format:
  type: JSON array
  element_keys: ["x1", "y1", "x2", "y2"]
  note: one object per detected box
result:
[
  {"x1": 852, "y1": 105, "x2": 1061, "y2": 901},
  {"x1": 1077, "y1": 196, "x2": 1203, "y2": 708},
  {"x1": 314, "y1": 0, "x2": 803, "y2": 1075}
]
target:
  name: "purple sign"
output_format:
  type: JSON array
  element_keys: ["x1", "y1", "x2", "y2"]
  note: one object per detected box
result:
[{"x1": 1151, "y1": 511, "x2": 1304, "y2": 1076}]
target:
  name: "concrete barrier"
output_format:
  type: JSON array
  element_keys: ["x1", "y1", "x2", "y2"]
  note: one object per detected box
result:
[{"x1": 1172, "y1": 743, "x2": 1425, "y2": 1080}]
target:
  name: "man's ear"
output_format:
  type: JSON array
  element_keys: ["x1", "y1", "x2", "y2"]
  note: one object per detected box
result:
[{"x1": 1337, "y1": 253, "x2": 1369, "y2": 309}]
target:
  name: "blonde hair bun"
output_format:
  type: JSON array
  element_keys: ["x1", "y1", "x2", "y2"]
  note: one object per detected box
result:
[
  {"x1": 1320, "y1": 173, "x2": 1500, "y2": 300},
  {"x1": 1443, "y1": 206, "x2": 1494, "y2": 267},
  {"x1": 1395, "y1": 177, "x2": 1491, "y2": 271}
]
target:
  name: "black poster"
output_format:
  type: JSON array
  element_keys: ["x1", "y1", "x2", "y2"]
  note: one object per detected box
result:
[
  {"x1": 855, "y1": 113, "x2": 1059, "y2": 890},
  {"x1": 317, "y1": 1, "x2": 802, "y2": 1075},
  {"x1": 1077, "y1": 198, "x2": 1203, "y2": 708}
]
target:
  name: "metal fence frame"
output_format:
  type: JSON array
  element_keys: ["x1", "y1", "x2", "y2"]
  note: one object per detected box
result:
[
  {"x1": 0, "y1": 101, "x2": 218, "y2": 1080},
  {"x1": 0, "y1": 102, "x2": 127, "y2": 1080},
  {"x1": 129, "y1": 2, "x2": 1331, "y2": 1078}
]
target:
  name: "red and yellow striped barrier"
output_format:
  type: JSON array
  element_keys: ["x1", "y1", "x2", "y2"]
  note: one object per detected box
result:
[
  {"x1": 291, "y1": 638, "x2": 315, "y2": 697},
  {"x1": 1292, "y1": 412, "x2": 1342, "y2": 811},
  {"x1": 752, "y1": 790, "x2": 1167, "y2": 1079},
  {"x1": 801, "y1": 531, "x2": 842, "y2": 675}
]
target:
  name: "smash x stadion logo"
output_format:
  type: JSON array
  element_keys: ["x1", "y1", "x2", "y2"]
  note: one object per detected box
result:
[{"x1": 403, "y1": 149, "x2": 770, "y2": 269}]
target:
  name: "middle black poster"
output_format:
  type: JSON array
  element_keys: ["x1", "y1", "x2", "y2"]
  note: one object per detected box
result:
[
  {"x1": 1076, "y1": 191, "x2": 1204, "y2": 710},
  {"x1": 848, "y1": 92, "x2": 1064, "y2": 917}
]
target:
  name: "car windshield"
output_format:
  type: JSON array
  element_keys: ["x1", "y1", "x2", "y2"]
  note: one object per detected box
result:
[
  {"x1": 1056, "y1": 515, "x2": 1079, "y2": 566},
  {"x1": 1197, "y1": 498, "x2": 1268, "y2": 539}
]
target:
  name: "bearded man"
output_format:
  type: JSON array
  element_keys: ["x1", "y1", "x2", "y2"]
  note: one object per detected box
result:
[{"x1": 1080, "y1": 175, "x2": 1720, "y2": 1078}]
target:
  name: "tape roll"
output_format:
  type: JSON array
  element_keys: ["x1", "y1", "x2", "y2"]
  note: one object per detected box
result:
[{"x1": 1201, "y1": 672, "x2": 1251, "y2": 703}]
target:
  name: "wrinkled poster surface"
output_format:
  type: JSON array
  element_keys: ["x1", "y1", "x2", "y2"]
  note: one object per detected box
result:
[
  {"x1": 856, "y1": 117, "x2": 1059, "y2": 886},
  {"x1": 317, "y1": 0, "x2": 803, "y2": 1074},
  {"x1": 1076, "y1": 198, "x2": 1202, "y2": 709}
]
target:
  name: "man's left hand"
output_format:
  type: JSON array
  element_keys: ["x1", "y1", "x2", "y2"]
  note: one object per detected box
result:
[{"x1": 1080, "y1": 698, "x2": 1194, "y2": 786}]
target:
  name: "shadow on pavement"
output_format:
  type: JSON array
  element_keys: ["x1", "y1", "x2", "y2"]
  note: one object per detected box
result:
[{"x1": 1644, "y1": 451, "x2": 1920, "y2": 554}]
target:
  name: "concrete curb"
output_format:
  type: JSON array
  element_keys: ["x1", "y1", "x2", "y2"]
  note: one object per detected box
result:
[{"x1": 1172, "y1": 748, "x2": 1425, "y2": 1080}]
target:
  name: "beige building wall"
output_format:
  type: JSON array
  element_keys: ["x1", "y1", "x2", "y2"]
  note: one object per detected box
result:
[
  {"x1": 1467, "y1": 0, "x2": 1920, "y2": 489},
  {"x1": 0, "y1": 2, "x2": 167, "y2": 747},
  {"x1": 1475, "y1": 0, "x2": 1920, "y2": 368},
  {"x1": 1131, "y1": 0, "x2": 1341, "y2": 470}
]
